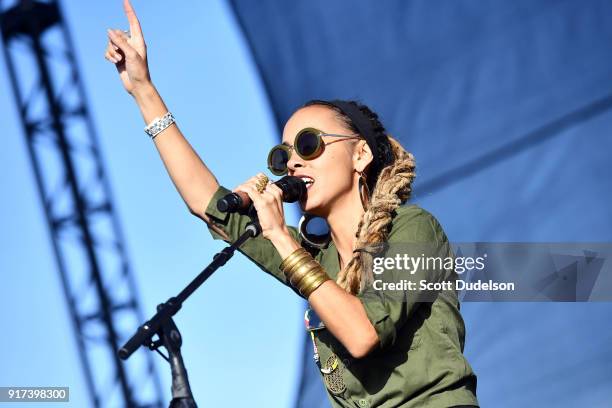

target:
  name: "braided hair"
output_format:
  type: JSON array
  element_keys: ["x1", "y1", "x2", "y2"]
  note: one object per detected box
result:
[{"x1": 301, "y1": 99, "x2": 417, "y2": 294}]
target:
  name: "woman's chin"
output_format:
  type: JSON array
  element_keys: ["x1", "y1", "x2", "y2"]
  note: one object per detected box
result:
[
  {"x1": 299, "y1": 198, "x2": 311, "y2": 213},
  {"x1": 299, "y1": 195, "x2": 316, "y2": 214},
  {"x1": 299, "y1": 197, "x2": 327, "y2": 217}
]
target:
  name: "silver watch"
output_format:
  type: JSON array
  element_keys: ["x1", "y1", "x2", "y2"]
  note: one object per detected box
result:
[{"x1": 144, "y1": 112, "x2": 175, "y2": 138}]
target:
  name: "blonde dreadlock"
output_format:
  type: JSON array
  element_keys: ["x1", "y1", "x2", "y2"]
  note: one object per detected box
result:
[
  {"x1": 336, "y1": 136, "x2": 416, "y2": 294},
  {"x1": 301, "y1": 99, "x2": 417, "y2": 295}
]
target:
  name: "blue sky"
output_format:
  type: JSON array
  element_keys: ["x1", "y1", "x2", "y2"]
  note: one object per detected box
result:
[
  {"x1": 4, "y1": 2, "x2": 611, "y2": 407},
  {"x1": 0, "y1": 1, "x2": 305, "y2": 406}
]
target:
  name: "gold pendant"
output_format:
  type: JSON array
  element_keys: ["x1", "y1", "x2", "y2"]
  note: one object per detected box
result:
[{"x1": 322, "y1": 354, "x2": 346, "y2": 395}]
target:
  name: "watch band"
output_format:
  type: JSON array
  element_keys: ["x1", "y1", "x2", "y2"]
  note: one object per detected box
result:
[{"x1": 144, "y1": 112, "x2": 175, "y2": 139}]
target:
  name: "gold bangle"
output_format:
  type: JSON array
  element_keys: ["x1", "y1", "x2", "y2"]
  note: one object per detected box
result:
[
  {"x1": 306, "y1": 275, "x2": 331, "y2": 298},
  {"x1": 280, "y1": 247, "x2": 309, "y2": 268},
  {"x1": 283, "y1": 253, "x2": 313, "y2": 277},
  {"x1": 300, "y1": 273, "x2": 331, "y2": 299},
  {"x1": 283, "y1": 256, "x2": 314, "y2": 285},
  {"x1": 288, "y1": 260, "x2": 320, "y2": 287},
  {"x1": 279, "y1": 247, "x2": 330, "y2": 299},
  {"x1": 280, "y1": 248, "x2": 311, "y2": 272},
  {"x1": 297, "y1": 267, "x2": 325, "y2": 289}
]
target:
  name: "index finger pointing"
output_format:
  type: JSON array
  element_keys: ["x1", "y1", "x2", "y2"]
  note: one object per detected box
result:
[{"x1": 123, "y1": 0, "x2": 143, "y2": 38}]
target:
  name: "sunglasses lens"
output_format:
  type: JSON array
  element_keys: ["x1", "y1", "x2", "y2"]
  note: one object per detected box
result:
[
  {"x1": 268, "y1": 146, "x2": 289, "y2": 175},
  {"x1": 296, "y1": 130, "x2": 321, "y2": 158}
]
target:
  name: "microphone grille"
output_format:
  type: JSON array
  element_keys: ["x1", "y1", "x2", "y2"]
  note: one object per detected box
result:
[{"x1": 277, "y1": 176, "x2": 306, "y2": 203}]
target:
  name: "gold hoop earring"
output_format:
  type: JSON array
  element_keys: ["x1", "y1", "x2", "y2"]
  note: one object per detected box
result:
[{"x1": 358, "y1": 171, "x2": 370, "y2": 211}]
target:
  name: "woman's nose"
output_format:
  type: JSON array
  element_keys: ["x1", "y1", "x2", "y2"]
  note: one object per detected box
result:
[{"x1": 287, "y1": 152, "x2": 304, "y2": 173}]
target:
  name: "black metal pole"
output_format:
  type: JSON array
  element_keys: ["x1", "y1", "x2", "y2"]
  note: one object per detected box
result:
[
  {"x1": 118, "y1": 217, "x2": 262, "y2": 406},
  {"x1": 160, "y1": 314, "x2": 195, "y2": 408}
]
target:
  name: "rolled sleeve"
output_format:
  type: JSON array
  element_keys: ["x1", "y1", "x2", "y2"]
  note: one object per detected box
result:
[
  {"x1": 360, "y1": 293, "x2": 397, "y2": 349},
  {"x1": 205, "y1": 184, "x2": 273, "y2": 243},
  {"x1": 203, "y1": 184, "x2": 301, "y2": 286},
  {"x1": 358, "y1": 206, "x2": 453, "y2": 350}
]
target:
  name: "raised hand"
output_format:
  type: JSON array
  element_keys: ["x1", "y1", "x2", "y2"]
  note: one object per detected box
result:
[{"x1": 104, "y1": 0, "x2": 151, "y2": 96}]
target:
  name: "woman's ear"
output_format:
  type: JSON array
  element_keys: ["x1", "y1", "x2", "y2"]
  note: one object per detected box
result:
[{"x1": 354, "y1": 140, "x2": 374, "y2": 173}]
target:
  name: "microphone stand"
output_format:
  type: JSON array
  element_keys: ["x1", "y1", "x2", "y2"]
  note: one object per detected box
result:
[{"x1": 118, "y1": 210, "x2": 262, "y2": 408}]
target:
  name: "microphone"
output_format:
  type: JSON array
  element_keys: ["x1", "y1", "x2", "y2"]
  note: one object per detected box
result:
[{"x1": 217, "y1": 175, "x2": 307, "y2": 213}]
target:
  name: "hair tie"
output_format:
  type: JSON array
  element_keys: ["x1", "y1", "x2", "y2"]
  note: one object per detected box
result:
[
  {"x1": 353, "y1": 247, "x2": 376, "y2": 256},
  {"x1": 353, "y1": 243, "x2": 388, "y2": 256}
]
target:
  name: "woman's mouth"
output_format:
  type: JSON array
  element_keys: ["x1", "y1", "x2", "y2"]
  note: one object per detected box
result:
[{"x1": 299, "y1": 176, "x2": 314, "y2": 189}]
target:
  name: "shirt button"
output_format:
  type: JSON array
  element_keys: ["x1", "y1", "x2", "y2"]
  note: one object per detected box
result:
[{"x1": 358, "y1": 399, "x2": 368, "y2": 407}]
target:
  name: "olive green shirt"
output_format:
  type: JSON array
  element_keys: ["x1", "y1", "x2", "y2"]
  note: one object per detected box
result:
[{"x1": 204, "y1": 185, "x2": 479, "y2": 408}]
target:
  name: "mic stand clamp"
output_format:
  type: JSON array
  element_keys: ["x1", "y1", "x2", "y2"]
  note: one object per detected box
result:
[{"x1": 148, "y1": 306, "x2": 196, "y2": 408}]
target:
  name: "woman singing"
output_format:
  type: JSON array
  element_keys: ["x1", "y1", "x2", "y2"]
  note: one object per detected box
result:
[{"x1": 104, "y1": 1, "x2": 479, "y2": 407}]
